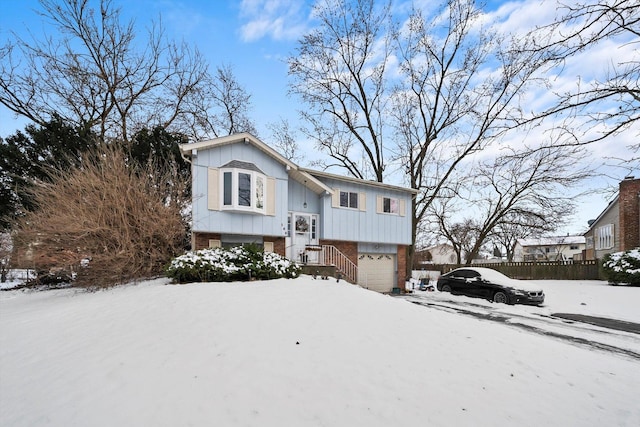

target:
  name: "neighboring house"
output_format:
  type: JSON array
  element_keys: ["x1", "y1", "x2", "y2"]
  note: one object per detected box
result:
[
  {"x1": 513, "y1": 235, "x2": 586, "y2": 262},
  {"x1": 583, "y1": 176, "x2": 640, "y2": 260},
  {"x1": 179, "y1": 133, "x2": 417, "y2": 293},
  {"x1": 418, "y1": 243, "x2": 462, "y2": 265}
]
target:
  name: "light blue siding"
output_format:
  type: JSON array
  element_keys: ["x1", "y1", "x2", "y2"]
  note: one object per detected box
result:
[
  {"x1": 288, "y1": 179, "x2": 321, "y2": 213},
  {"x1": 189, "y1": 138, "x2": 414, "y2": 247},
  {"x1": 191, "y1": 144, "x2": 289, "y2": 237},
  {"x1": 318, "y1": 177, "x2": 412, "y2": 245}
]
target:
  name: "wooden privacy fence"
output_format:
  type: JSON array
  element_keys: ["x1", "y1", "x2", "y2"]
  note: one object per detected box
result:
[{"x1": 428, "y1": 260, "x2": 603, "y2": 281}]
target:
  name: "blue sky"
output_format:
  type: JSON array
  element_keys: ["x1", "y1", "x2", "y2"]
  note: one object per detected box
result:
[
  {"x1": 1, "y1": 0, "x2": 638, "y2": 234},
  {"x1": 0, "y1": 0, "x2": 306, "y2": 137}
]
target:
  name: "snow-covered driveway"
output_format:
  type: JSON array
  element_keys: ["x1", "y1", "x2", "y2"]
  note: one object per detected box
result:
[{"x1": 403, "y1": 280, "x2": 640, "y2": 360}]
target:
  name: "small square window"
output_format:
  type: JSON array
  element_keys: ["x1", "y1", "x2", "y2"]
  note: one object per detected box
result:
[
  {"x1": 340, "y1": 191, "x2": 358, "y2": 209},
  {"x1": 382, "y1": 197, "x2": 399, "y2": 214}
]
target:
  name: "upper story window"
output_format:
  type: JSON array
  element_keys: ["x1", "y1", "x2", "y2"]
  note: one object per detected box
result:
[
  {"x1": 596, "y1": 223, "x2": 614, "y2": 250},
  {"x1": 208, "y1": 161, "x2": 275, "y2": 216},
  {"x1": 222, "y1": 168, "x2": 266, "y2": 213},
  {"x1": 332, "y1": 188, "x2": 366, "y2": 211},
  {"x1": 376, "y1": 195, "x2": 406, "y2": 216},
  {"x1": 382, "y1": 197, "x2": 398, "y2": 214},
  {"x1": 340, "y1": 191, "x2": 359, "y2": 209}
]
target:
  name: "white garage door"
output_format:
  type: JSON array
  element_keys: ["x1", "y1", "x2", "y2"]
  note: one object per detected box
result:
[{"x1": 358, "y1": 253, "x2": 396, "y2": 293}]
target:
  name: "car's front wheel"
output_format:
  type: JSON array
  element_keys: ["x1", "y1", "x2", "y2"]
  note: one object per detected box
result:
[
  {"x1": 493, "y1": 291, "x2": 509, "y2": 304},
  {"x1": 441, "y1": 284, "x2": 452, "y2": 293}
]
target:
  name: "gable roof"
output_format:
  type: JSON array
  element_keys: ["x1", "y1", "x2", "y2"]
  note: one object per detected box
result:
[
  {"x1": 584, "y1": 195, "x2": 619, "y2": 234},
  {"x1": 424, "y1": 243, "x2": 454, "y2": 253},
  {"x1": 517, "y1": 236, "x2": 586, "y2": 247},
  {"x1": 180, "y1": 133, "x2": 417, "y2": 196},
  {"x1": 180, "y1": 133, "x2": 331, "y2": 195},
  {"x1": 303, "y1": 168, "x2": 418, "y2": 194}
]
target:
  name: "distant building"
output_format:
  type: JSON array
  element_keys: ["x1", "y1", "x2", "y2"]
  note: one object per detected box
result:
[
  {"x1": 513, "y1": 235, "x2": 586, "y2": 262},
  {"x1": 583, "y1": 176, "x2": 640, "y2": 260},
  {"x1": 417, "y1": 243, "x2": 462, "y2": 265}
]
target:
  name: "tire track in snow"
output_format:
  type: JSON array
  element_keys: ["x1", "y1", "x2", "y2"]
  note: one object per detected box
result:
[{"x1": 406, "y1": 298, "x2": 640, "y2": 361}]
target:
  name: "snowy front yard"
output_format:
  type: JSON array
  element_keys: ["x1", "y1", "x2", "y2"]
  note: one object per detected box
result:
[{"x1": 1, "y1": 277, "x2": 639, "y2": 426}]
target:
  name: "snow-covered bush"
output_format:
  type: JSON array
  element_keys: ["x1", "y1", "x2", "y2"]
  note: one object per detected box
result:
[
  {"x1": 602, "y1": 248, "x2": 640, "y2": 286},
  {"x1": 166, "y1": 245, "x2": 301, "y2": 283}
]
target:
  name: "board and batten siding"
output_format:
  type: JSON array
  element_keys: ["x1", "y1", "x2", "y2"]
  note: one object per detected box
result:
[
  {"x1": 191, "y1": 143, "x2": 289, "y2": 236},
  {"x1": 318, "y1": 177, "x2": 412, "y2": 245}
]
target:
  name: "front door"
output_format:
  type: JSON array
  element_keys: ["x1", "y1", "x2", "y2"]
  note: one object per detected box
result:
[{"x1": 289, "y1": 212, "x2": 319, "y2": 264}]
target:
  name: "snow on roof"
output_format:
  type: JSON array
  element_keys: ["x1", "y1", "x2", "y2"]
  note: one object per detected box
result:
[{"x1": 517, "y1": 235, "x2": 586, "y2": 247}]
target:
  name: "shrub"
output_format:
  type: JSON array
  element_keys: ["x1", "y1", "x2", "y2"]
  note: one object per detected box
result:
[
  {"x1": 602, "y1": 248, "x2": 640, "y2": 286},
  {"x1": 166, "y1": 245, "x2": 301, "y2": 283},
  {"x1": 13, "y1": 145, "x2": 188, "y2": 288}
]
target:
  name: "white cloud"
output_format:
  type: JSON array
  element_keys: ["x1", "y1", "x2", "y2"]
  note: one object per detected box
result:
[{"x1": 239, "y1": 0, "x2": 311, "y2": 42}]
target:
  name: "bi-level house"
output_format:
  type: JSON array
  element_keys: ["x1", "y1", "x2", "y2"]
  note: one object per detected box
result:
[{"x1": 179, "y1": 133, "x2": 417, "y2": 293}]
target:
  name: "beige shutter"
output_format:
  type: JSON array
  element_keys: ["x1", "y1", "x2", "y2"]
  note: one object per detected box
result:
[
  {"x1": 399, "y1": 199, "x2": 406, "y2": 217},
  {"x1": 376, "y1": 195, "x2": 383, "y2": 213},
  {"x1": 359, "y1": 192, "x2": 366, "y2": 211},
  {"x1": 332, "y1": 188, "x2": 340, "y2": 208},
  {"x1": 266, "y1": 177, "x2": 276, "y2": 216},
  {"x1": 264, "y1": 241, "x2": 274, "y2": 253},
  {"x1": 208, "y1": 168, "x2": 220, "y2": 211}
]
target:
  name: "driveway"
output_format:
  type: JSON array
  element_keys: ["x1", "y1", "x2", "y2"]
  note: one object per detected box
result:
[
  {"x1": 401, "y1": 292, "x2": 640, "y2": 361},
  {"x1": 550, "y1": 313, "x2": 640, "y2": 334}
]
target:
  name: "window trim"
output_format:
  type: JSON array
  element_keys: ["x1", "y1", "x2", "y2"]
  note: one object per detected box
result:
[
  {"x1": 332, "y1": 188, "x2": 366, "y2": 211},
  {"x1": 376, "y1": 195, "x2": 406, "y2": 216},
  {"x1": 595, "y1": 223, "x2": 614, "y2": 250},
  {"x1": 220, "y1": 167, "x2": 267, "y2": 214},
  {"x1": 339, "y1": 190, "x2": 359, "y2": 209},
  {"x1": 380, "y1": 196, "x2": 399, "y2": 214}
]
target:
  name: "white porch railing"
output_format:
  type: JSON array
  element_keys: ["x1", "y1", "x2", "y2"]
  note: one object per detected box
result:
[{"x1": 316, "y1": 245, "x2": 358, "y2": 283}]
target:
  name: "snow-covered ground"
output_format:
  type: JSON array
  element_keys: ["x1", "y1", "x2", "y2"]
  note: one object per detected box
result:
[{"x1": 1, "y1": 276, "x2": 639, "y2": 426}]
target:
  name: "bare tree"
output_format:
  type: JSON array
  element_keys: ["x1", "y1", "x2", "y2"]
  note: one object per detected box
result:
[
  {"x1": 530, "y1": 0, "x2": 640, "y2": 152},
  {"x1": 490, "y1": 212, "x2": 554, "y2": 262},
  {"x1": 0, "y1": 232, "x2": 11, "y2": 283},
  {"x1": 391, "y1": 0, "x2": 559, "y2": 266},
  {"x1": 188, "y1": 64, "x2": 257, "y2": 139},
  {"x1": 431, "y1": 143, "x2": 590, "y2": 265},
  {"x1": 432, "y1": 211, "x2": 480, "y2": 265},
  {"x1": 267, "y1": 118, "x2": 304, "y2": 163},
  {"x1": 0, "y1": 0, "x2": 252, "y2": 143},
  {"x1": 288, "y1": 0, "x2": 394, "y2": 181}
]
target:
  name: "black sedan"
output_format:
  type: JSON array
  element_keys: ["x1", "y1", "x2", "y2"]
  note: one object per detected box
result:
[{"x1": 436, "y1": 267, "x2": 545, "y2": 305}]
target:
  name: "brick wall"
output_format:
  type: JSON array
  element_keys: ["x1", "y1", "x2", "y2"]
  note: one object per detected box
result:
[
  {"x1": 194, "y1": 233, "x2": 286, "y2": 257},
  {"x1": 264, "y1": 236, "x2": 286, "y2": 257},
  {"x1": 397, "y1": 245, "x2": 407, "y2": 291},
  {"x1": 319, "y1": 239, "x2": 358, "y2": 267},
  {"x1": 619, "y1": 177, "x2": 640, "y2": 251},
  {"x1": 193, "y1": 232, "x2": 222, "y2": 250}
]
